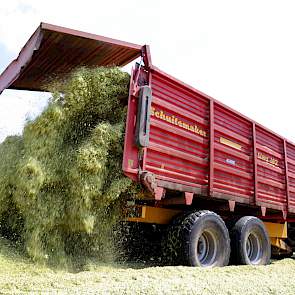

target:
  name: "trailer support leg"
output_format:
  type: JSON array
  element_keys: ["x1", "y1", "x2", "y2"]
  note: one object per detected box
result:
[
  {"x1": 228, "y1": 200, "x2": 235, "y2": 212},
  {"x1": 261, "y1": 206, "x2": 266, "y2": 217},
  {"x1": 185, "y1": 192, "x2": 193, "y2": 205},
  {"x1": 155, "y1": 187, "x2": 165, "y2": 200}
]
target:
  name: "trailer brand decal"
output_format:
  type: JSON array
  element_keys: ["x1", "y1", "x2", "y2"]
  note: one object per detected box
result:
[
  {"x1": 151, "y1": 107, "x2": 207, "y2": 137},
  {"x1": 257, "y1": 152, "x2": 279, "y2": 167}
]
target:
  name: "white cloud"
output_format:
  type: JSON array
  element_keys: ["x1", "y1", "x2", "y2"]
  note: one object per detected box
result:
[{"x1": 1, "y1": 0, "x2": 295, "y2": 141}]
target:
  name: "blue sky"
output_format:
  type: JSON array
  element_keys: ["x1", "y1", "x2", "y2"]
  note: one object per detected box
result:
[{"x1": 1, "y1": 0, "x2": 295, "y2": 142}]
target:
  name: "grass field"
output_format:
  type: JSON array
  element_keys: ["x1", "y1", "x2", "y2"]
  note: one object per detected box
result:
[{"x1": 1, "y1": 237, "x2": 294, "y2": 295}]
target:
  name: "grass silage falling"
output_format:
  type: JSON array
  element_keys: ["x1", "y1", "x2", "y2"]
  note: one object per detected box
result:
[{"x1": 0, "y1": 67, "x2": 140, "y2": 266}]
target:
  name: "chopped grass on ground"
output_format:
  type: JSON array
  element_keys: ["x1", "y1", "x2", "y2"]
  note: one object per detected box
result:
[{"x1": 0, "y1": 237, "x2": 294, "y2": 294}]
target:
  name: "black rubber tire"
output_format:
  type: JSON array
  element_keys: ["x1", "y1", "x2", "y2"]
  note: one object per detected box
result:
[
  {"x1": 230, "y1": 216, "x2": 271, "y2": 265},
  {"x1": 162, "y1": 211, "x2": 193, "y2": 265},
  {"x1": 164, "y1": 210, "x2": 231, "y2": 267}
]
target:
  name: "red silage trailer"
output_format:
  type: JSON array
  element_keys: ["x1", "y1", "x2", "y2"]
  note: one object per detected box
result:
[{"x1": 0, "y1": 23, "x2": 294, "y2": 267}]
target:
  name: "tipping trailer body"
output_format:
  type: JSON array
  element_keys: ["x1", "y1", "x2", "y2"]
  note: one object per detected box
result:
[{"x1": 123, "y1": 64, "x2": 295, "y2": 222}]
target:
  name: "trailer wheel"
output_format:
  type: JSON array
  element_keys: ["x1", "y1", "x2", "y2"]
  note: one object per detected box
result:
[
  {"x1": 162, "y1": 211, "x2": 192, "y2": 265},
  {"x1": 164, "y1": 210, "x2": 230, "y2": 267},
  {"x1": 230, "y1": 216, "x2": 271, "y2": 265}
]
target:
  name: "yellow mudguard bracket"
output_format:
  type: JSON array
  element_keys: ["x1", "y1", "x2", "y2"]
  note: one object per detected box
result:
[
  {"x1": 264, "y1": 222, "x2": 287, "y2": 239},
  {"x1": 127, "y1": 205, "x2": 181, "y2": 224},
  {"x1": 264, "y1": 222, "x2": 291, "y2": 252}
]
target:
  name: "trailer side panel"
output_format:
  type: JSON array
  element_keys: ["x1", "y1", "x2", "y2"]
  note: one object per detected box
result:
[{"x1": 123, "y1": 66, "x2": 295, "y2": 218}]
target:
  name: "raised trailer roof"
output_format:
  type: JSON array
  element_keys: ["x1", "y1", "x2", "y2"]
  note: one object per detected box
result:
[{"x1": 0, "y1": 23, "x2": 144, "y2": 93}]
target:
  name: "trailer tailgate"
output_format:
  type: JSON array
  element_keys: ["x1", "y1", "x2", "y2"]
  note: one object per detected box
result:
[{"x1": 0, "y1": 23, "x2": 143, "y2": 93}]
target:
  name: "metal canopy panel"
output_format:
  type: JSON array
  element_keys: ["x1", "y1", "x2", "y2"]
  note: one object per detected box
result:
[{"x1": 0, "y1": 23, "x2": 143, "y2": 93}]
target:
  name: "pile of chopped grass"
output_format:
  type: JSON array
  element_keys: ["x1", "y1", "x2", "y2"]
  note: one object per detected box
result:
[{"x1": 0, "y1": 67, "x2": 141, "y2": 267}]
